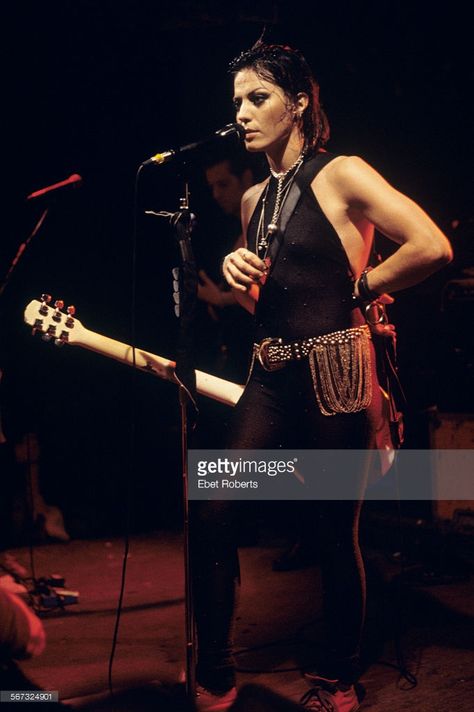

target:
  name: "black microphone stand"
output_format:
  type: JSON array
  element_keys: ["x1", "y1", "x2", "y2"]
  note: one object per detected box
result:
[
  {"x1": 173, "y1": 188, "x2": 198, "y2": 702},
  {"x1": 147, "y1": 182, "x2": 199, "y2": 701},
  {"x1": 0, "y1": 208, "x2": 49, "y2": 298}
]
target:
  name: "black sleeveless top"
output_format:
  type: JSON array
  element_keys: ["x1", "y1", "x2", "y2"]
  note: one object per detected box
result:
[{"x1": 247, "y1": 153, "x2": 356, "y2": 342}]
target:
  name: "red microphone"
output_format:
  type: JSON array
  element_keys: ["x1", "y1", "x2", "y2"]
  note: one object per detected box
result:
[{"x1": 26, "y1": 173, "x2": 83, "y2": 200}]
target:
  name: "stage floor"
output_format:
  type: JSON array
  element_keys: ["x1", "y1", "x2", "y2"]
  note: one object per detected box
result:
[{"x1": 2, "y1": 530, "x2": 473, "y2": 711}]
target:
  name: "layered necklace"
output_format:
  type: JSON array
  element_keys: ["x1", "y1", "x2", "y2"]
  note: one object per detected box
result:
[{"x1": 256, "y1": 153, "x2": 305, "y2": 258}]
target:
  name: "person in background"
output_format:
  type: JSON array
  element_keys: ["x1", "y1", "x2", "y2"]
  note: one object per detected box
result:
[{"x1": 194, "y1": 152, "x2": 258, "y2": 385}]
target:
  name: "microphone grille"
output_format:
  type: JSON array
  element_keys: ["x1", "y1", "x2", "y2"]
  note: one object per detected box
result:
[{"x1": 215, "y1": 123, "x2": 245, "y2": 141}]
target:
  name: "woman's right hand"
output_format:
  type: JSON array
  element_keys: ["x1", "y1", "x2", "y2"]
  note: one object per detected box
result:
[
  {"x1": 364, "y1": 295, "x2": 397, "y2": 342},
  {"x1": 222, "y1": 248, "x2": 268, "y2": 292}
]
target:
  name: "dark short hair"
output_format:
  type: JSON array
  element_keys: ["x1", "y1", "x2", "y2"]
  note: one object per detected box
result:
[{"x1": 229, "y1": 42, "x2": 330, "y2": 154}]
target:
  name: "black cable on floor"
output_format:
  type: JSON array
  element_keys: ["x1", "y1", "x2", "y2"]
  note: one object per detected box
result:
[{"x1": 25, "y1": 432, "x2": 38, "y2": 585}]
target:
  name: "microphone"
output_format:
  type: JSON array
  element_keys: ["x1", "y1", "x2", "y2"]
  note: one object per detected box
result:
[
  {"x1": 26, "y1": 174, "x2": 83, "y2": 201},
  {"x1": 142, "y1": 123, "x2": 245, "y2": 167}
]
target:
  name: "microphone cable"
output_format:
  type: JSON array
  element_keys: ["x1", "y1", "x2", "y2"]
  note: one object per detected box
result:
[{"x1": 106, "y1": 163, "x2": 144, "y2": 699}]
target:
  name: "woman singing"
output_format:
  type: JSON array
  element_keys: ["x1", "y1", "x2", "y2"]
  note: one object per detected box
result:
[{"x1": 191, "y1": 41, "x2": 452, "y2": 711}]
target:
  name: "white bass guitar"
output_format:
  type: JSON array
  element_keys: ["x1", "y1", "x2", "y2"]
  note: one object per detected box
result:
[{"x1": 24, "y1": 297, "x2": 244, "y2": 407}]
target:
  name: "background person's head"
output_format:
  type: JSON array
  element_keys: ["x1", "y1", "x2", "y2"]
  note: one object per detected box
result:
[{"x1": 205, "y1": 155, "x2": 255, "y2": 218}]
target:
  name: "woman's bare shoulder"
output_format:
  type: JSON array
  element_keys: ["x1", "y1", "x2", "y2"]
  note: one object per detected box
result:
[
  {"x1": 242, "y1": 177, "x2": 269, "y2": 205},
  {"x1": 241, "y1": 178, "x2": 269, "y2": 223}
]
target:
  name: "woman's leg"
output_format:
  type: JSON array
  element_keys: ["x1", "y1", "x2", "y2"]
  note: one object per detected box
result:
[
  {"x1": 190, "y1": 499, "x2": 240, "y2": 692},
  {"x1": 296, "y1": 373, "x2": 371, "y2": 686},
  {"x1": 313, "y1": 498, "x2": 366, "y2": 685},
  {"x1": 191, "y1": 368, "x2": 289, "y2": 691}
]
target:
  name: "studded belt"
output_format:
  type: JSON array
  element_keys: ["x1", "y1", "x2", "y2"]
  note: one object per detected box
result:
[{"x1": 254, "y1": 326, "x2": 370, "y2": 372}]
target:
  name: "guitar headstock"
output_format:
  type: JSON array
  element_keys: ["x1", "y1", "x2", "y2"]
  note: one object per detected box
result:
[{"x1": 24, "y1": 294, "x2": 85, "y2": 346}]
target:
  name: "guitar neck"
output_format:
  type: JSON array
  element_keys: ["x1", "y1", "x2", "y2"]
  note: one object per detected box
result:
[{"x1": 74, "y1": 328, "x2": 244, "y2": 407}]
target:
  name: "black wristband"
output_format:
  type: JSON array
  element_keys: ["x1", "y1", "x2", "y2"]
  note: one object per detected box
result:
[{"x1": 357, "y1": 269, "x2": 380, "y2": 302}]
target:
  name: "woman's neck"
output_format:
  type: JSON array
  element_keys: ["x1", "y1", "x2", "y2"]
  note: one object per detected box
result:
[{"x1": 266, "y1": 135, "x2": 305, "y2": 175}]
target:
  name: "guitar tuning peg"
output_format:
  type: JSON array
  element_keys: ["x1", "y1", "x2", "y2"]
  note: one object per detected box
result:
[
  {"x1": 65, "y1": 305, "x2": 76, "y2": 329},
  {"x1": 32, "y1": 318, "x2": 44, "y2": 336},
  {"x1": 54, "y1": 330, "x2": 69, "y2": 347},
  {"x1": 39, "y1": 294, "x2": 52, "y2": 315},
  {"x1": 52, "y1": 300, "x2": 64, "y2": 324},
  {"x1": 42, "y1": 325, "x2": 56, "y2": 342}
]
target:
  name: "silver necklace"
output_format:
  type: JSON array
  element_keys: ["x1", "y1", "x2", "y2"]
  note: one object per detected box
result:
[
  {"x1": 257, "y1": 154, "x2": 304, "y2": 255},
  {"x1": 269, "y1": 153, "x2": 305, "y2": 180}
]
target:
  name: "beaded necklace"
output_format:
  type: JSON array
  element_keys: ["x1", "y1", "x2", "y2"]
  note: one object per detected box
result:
[{"x1": 256, "y1": 154, "x2": 304, "y2": 258}]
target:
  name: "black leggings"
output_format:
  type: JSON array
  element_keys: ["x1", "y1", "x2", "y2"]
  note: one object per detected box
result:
[{"x1": 191, "y1": 361, "x2": 373, "y2": 690}]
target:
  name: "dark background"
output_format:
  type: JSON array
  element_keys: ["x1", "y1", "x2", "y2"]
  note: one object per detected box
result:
[{"x1": 1, "y1": 1, "x2": 472, "y2": 539}]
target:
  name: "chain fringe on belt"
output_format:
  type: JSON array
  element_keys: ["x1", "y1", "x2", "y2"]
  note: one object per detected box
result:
[{"x1": 253, "y1": 325, "x2": 372, "y2": 416}]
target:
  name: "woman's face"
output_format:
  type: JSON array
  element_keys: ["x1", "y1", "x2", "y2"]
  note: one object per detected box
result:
[{"x1": 233, "y1": 68, "x2": 298, "y2": 154}]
